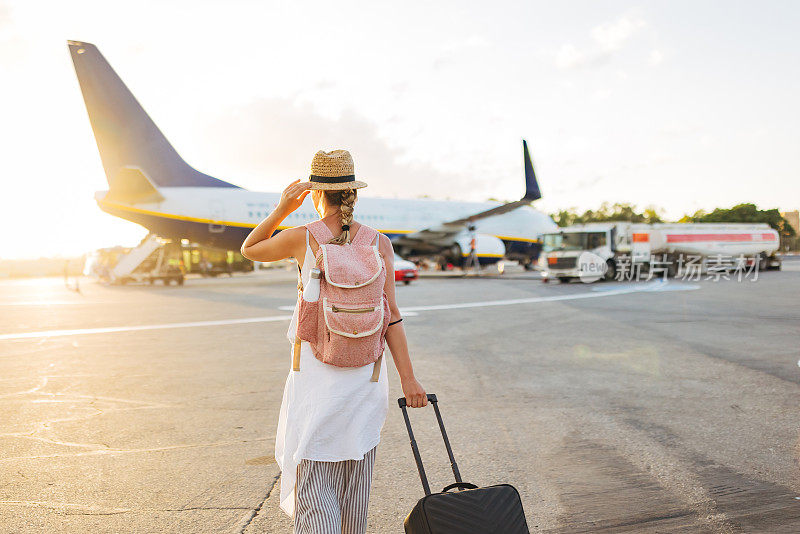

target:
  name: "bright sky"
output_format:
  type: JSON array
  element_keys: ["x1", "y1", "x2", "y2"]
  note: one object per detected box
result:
[{"x1": 2, "y1": 0, "x2": 798, "y2": 259}]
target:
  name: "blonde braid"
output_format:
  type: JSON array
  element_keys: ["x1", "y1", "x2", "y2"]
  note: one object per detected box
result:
[{"x1": 327, "y1": 189, "x2": 357, "y2": 245}]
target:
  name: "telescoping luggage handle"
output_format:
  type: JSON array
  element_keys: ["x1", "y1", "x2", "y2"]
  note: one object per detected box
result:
[{"x1": 398, "y1": 393, "x2": 465, "y2": 496}]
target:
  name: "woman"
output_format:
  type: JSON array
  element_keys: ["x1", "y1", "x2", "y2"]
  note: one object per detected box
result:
[{"x1": 240, "y1": 149, "x2": 427, "y2": 533}]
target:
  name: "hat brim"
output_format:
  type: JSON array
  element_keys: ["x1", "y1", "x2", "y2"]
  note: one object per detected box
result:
[{"x1": 308, "y1": 180, "x2": 368, "y2": 190}]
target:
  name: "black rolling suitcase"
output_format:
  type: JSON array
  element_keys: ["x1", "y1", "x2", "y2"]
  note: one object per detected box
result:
[{"x1": 398, "y1": 394, "x2": 529, "y2": 534}]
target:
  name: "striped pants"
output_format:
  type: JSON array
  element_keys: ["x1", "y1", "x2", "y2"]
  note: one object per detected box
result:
[{"x1": 294, "y1": 445, "x2": 377, "y2": 534}]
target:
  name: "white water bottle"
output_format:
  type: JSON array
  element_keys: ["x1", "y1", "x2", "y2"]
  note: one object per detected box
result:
[{"x1": 302, "y1": 268, "x2": 321, "y2": 302}]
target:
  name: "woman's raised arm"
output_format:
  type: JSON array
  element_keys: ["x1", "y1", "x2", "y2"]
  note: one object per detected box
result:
[{"x1": 240, "y1": 180, "x2": 311, "y2": 263}]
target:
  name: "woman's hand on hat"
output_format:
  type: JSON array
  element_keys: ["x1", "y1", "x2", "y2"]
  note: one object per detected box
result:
[
  {"x1": 278, "y1": 179, "x2": 312, "y2": 215},
  {"x1": 401, "y1": 376, "x2": 427, "y2": 408}
]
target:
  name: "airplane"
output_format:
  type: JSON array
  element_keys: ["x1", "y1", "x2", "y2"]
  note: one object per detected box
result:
[{"x1": 67, "y1": 40, "x2": 558, "y2": 270}]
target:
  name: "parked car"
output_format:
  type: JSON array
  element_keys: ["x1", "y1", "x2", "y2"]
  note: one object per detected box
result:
[{"x1": 394, "y1": 253, "x2": 418, "y2": 284}]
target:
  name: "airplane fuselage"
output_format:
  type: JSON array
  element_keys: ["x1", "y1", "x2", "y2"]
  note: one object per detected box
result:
[{"x1": 95, "y1": 187, "x2": 557, "y2": 263}]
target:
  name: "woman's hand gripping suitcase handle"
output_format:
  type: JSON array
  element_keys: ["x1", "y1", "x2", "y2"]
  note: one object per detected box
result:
[
  {"x1": 400, "y1": 379, "x2": 429, "y2": 408},
  {"x1": 397, "y1": 393, "x2": 436, "y2": 408}
]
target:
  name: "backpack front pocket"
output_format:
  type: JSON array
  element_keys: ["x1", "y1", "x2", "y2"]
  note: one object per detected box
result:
[{"x1": 322, "y1": 297, "x2": 384, "y2": 338}]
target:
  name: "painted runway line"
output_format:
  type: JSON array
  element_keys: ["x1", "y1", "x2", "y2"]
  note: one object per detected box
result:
[
  {"x1": 0, "y1": 315, "x2": 293, "y2": 342},
  {"x1": 0, "y1": 280, "x2": 696, "y2": 341},
  {"x1": 399, "y1": 279, "x2": 690, "y2": 312}
]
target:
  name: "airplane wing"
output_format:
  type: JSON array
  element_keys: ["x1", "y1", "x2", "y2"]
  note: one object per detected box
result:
[{"x1": 393, "y1": 140, "x2": 542, "y2": 247}]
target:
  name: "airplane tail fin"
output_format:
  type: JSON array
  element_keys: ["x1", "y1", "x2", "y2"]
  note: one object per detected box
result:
[
  {"x1": 522, "y1": 140, "x2": 542, "y2": 201},
  {"x1": 428, "y1": 139, "x2": 544, "y2": 225},
  {"x1": 67, "y1": 40, "x2": 240, "y2": 191}
]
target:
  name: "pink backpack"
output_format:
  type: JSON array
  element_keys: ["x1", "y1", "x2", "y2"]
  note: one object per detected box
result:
[{"x1": 293, "y1": 220, "x2": 390, "y2": 382}]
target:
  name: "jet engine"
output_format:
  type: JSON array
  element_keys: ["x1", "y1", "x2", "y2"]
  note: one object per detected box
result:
[{"x1": 452, "y1": 233, "x2": 506, "y2": 266}]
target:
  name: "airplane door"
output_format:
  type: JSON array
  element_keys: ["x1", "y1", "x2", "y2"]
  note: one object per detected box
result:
[{"x1": 208, "y1": 199, "x2": 225, "y2": 233}]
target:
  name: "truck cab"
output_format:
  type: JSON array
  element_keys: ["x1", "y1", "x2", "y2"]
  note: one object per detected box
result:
[{"x1": 539, "y1": 223, "x2": 620, "y2": 282}]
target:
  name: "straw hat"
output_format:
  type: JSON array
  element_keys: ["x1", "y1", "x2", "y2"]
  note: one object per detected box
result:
[{"x1": 308, "y1": 149, "x2": 368, "y2": 190}]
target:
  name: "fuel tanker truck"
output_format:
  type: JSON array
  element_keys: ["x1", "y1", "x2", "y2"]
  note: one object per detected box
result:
[{"x1": 539, "y1": 222, "x2": 781, "y2": 283}]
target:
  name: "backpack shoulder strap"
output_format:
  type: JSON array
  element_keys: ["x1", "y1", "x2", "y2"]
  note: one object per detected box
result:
[
  {"x1": 352, "y1": 223, "x2": 379, "y2": 247},
  {"x1": 306, "y1": 220, "x2": 335, "y2": 246}
]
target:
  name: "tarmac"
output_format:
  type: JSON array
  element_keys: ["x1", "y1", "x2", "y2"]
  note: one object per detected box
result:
[{"x1": 1, "y1": 258, "x2": 799, "y2": 533}]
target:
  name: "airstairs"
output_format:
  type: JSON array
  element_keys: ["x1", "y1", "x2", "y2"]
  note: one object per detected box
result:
[{"x1": 110, "y1": 233, "x2": 164, "y2": 281}]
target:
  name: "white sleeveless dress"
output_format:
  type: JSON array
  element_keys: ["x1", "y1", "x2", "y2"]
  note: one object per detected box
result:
[{"x1": 274, "y1": 231, "x2": 389, "y2": 517}]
